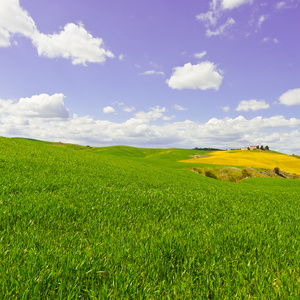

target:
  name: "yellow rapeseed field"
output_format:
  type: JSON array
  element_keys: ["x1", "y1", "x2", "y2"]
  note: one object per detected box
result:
[{"x1": 182, "y1": 150, "x2": 300, "y2": 175}]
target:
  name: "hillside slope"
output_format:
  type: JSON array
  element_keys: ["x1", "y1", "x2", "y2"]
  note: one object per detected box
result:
[
  {"x1": 181, "y1": 150, "x2": 300, "y2": 175},
  {"x1": 0, "y1": 137, "x2": 299, "y2": 298}
]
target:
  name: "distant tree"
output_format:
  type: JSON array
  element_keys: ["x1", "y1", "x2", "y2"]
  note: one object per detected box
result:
[
  {"x1": 265, "y1": 145, "x2": 269, "y2": 151},
  {"x1": 274, "y1": 167, "x2": 280, "y2": 174},
  {"x1": 260, "y1": 145, "x2": 264, "y2": 150}
]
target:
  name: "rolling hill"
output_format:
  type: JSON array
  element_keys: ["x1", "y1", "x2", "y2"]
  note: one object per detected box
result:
[
  {"x1": 0, "y1": 137, "x2": 299, "y2": 298},
  {"x1": 181, "y1": 149, "x2": 300, "y2": 175}
]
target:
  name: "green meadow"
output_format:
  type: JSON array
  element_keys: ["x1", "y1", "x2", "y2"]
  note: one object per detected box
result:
[{"x1": 0, "y1": 137, "x2": 299, "y2": 299}]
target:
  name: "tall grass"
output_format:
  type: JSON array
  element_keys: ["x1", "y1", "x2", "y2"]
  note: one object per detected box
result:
[{"x1": 0, "y1": 137, "x2": 299, "y2": 298}]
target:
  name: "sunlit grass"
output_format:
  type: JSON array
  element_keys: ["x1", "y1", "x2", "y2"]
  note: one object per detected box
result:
[{"x1": 0, "y1": 137, "x2": 299, "y2": 298}]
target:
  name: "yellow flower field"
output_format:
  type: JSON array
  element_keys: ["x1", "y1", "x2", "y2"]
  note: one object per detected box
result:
[{"x1": 182, "y1": 151, "x2": 300, "y2": 175}]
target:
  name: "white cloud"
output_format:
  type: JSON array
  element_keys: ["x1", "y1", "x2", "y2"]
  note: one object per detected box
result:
[
  {"x1": 0, "y1": 28, "x2": 11, "y2": 47},
  {"x1": 206, "y1": 18, "x2": 235, "y2": 37},
  {"x1": 1, "y1": 95, "x2": 300, "y2": 153},
  {"x1": 32, "y1": 23, "x2": 114, "y2": 65},
  {"x1": 276, "y1": 1, "x2": 287, "y2": 9},
  {"x1": 197, "y1": 0, "x2": 246, "y2": 26},
  {"x1": 221, "y1": 0, "x2": 253, "y2": 10},
  {"x1": 279, "y1": 88, "x2": 300, "y2": 106},
  {"x1": 196, "y1": 0, "x2": 283, "y2": 39},
  {"x1": 123, "y1": 106, "x2": 135, "y2": 113},
  {"x1": 262, "y1": 37, "x2": 270, "y2": 43},
  {"x1": 262, "y1": 37, "x2": 279, "y2": 43},
  {"x1": 167, "y1": 61, "x2": 223, "y2": 91},
  {"x1": 119, "y1": 54, "x2": 125, "y2": 61},
  {"x1": 0, "y1": 93, "x2": 69, "y2": 118},
  {"x1": 0, "y1": 1, "x2": 114, "y2": 65},
  {"x1": 222, "y1": 106, "x2": 230, "y2": 112},
  {"x1": 235, "y1": 99, "x2": 270, "y2": 112},
  {"x1": 257, "y1": 15, "x2": 268, "y2": 28},
  {"x1": 139, "y1": 70, "x2": 164, "y2": 76},
  {"x1": 0, "y1": 0, "x2": 37, "y2": 47},
  {"x1": 196, "y1": 11, "x2": 218, "y2": 26},
  {"x1": 277, "y1": 1, "x2": 298, "y2": 9},
  {"x1": 134, "y1": 106, "x2": 169, "y2": 122},
  {"x1": 196, "y1": 2, "x2": 236, "y2": 38},
  {"x1": 163, "y1": 115, "x2": 175, "y2": 121},
  {"x1": 194, "y1": 51, "x2": 207, "y2": 59},
  {"x1": 174, "y1": 104, "x2": 188, "y2": 111},
  {"x1": 103, "y1": 106, "x2": 116, "y2": 114}
]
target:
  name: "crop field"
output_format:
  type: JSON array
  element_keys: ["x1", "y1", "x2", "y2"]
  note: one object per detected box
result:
[
  {"x1": 0, "y1": 137, "x2": 299, "y2": 299},
  {"x1": 182, "y1": 150, "x2": 300, "y2": 175}
]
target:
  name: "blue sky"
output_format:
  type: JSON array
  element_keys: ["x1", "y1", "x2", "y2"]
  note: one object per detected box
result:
[{"x1": 0, "y1": 0, "x2": 300, "y2": 153}]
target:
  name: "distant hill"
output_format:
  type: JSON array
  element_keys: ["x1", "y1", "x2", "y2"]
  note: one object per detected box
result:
[
  {"x1": 193, "y1": 147, "x2": 223, "y2": 151},
  {"x1": 181, "y1": 149, "x2": 300, "y2": 175}
]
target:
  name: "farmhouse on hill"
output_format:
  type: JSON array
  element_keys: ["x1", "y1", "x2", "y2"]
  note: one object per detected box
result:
[{"x1": 241, "y1": 145, "x2": 259, "y2": 150}]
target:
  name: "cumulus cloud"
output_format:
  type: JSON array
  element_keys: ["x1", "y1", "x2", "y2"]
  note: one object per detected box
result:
[
  {"x1": 1, "y1": 94, "x2": 300, "y2": 153},
  {"x1": 174, "y1": 104, "x2": 188, "y2": 111},
  {"x1": 167, "y1": 61, "x2": 223, "y2": 91},
  {"x1": 0, "y1": 0, "x2": 114, "y2": 65},
  {"x1": 221, "y1": 0, "x2": 253, "y2": 10},
  {"x1": 0, "y1": 0, "x2": 37, "y2": 47},
  {"x1": 134, "y1": 106, "x2": 171, "y2": 122},
  {"x1": 0, "y1": 93, "x2": 69, "y2": 118},
  {"x1": 194, "y1": 51, "x2": 207, "y2": 59},
  {"x1": 139, "y1": 70, "x2": 164, "y2": 76},
  {"x1": 279, "y1": 88, "x2": 300, "y2": 106},
  {"x1": 32, "y1": 23, "x2": 114, "y2": 65},
  {"x1": 235, "y1": 99, "x2": 270, "y2": 112},
  {"x1": 103, "y1": 106, "x2": 116, "y2": 114}
]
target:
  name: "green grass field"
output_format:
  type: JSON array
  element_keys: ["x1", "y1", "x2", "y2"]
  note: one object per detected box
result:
[{"x1": 0, "y1": 137, "x2": 299, "y2": 299}]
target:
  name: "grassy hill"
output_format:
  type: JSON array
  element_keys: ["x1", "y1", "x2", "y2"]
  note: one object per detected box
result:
[{"x1": 0, "y1": 137, "x2": 299, "y2": 298}]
